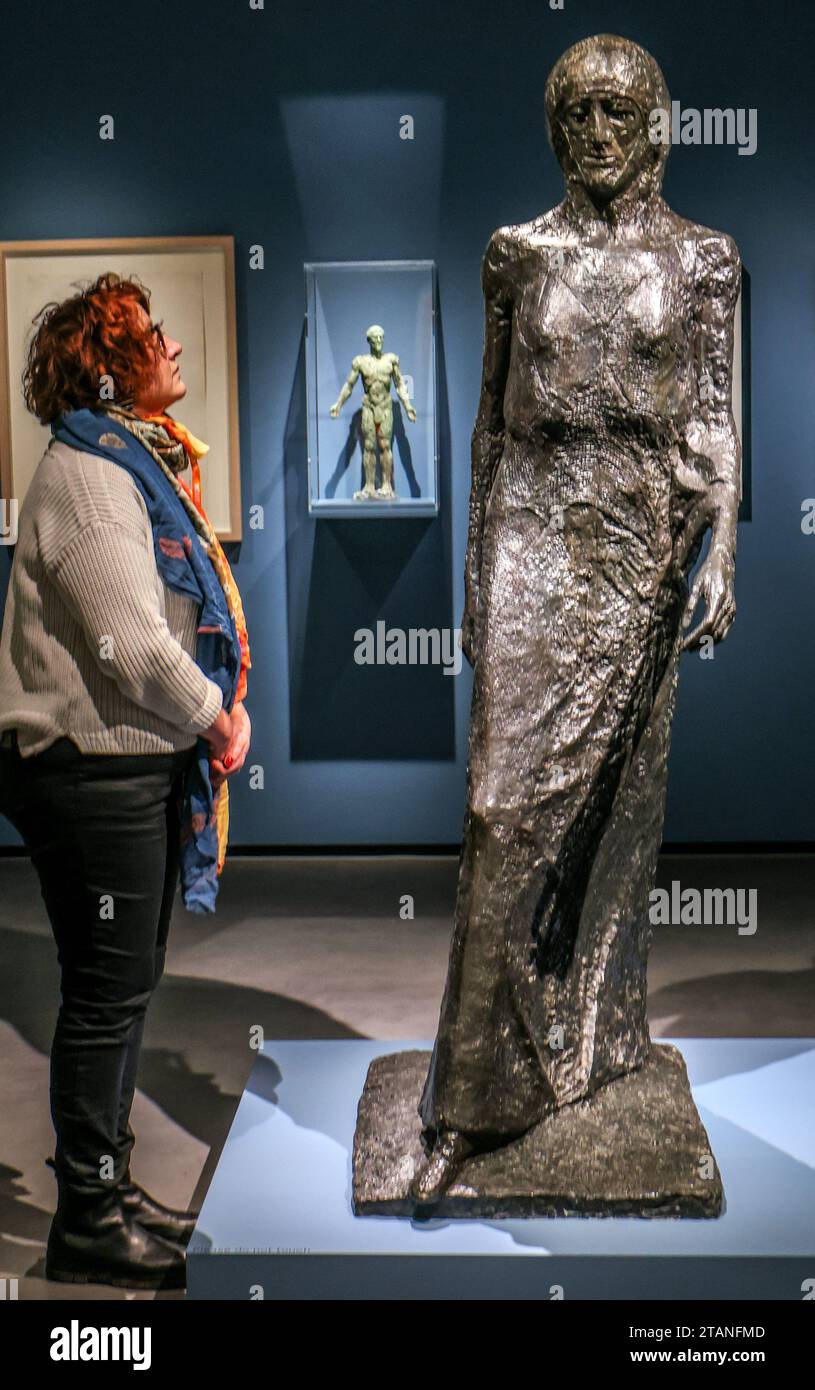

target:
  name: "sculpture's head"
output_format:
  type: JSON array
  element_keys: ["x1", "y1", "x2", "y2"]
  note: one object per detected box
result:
[
  {"x1": 545, "y1": 34, "x2": 670, "y2": 206},
  {"x1": 366, "y1": 324, "x2": 385, "y2": 354}
]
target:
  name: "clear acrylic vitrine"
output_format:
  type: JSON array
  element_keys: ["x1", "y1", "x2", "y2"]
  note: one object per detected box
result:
[{"x1": 304, "y1": 260, "x2": 439, "y2": 517}]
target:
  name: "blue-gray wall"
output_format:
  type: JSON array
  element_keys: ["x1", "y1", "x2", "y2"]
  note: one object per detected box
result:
[{"x1": 1, "y1": 0, "x2": 813, "y2": 845}]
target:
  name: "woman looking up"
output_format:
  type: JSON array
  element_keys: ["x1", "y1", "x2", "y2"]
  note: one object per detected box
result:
[{"x1": 0, "y1": 271, "x2": 251, "y2": 1288}]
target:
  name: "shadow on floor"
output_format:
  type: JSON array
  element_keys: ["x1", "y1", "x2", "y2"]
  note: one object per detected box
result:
[
  {"x1": 0, "y1": 925, "x2": 366, "y2": 1254},
  {"x1": 649, "y1": 960, "x2": 815, "y2": 1036},
  {"x1": 0, "y1": 1161, "x2": 51, "y2": 1265}
]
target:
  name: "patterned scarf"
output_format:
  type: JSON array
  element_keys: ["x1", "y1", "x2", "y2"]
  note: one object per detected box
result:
[{"x1": 104, "y1": 403, "x2": 251, "y2": 883}]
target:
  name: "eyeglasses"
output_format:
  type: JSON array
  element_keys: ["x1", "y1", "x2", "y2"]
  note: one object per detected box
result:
[{"x1": 149, "y1": 319, "x2": 167, "y2": 354}]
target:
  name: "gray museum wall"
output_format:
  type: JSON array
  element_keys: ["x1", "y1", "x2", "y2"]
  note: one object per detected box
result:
[{"x1": 1, "y1": 0, "x2": 813, "y2": 846}]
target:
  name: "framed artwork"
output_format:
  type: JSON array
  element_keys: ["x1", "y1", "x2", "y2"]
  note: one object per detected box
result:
[
  {"x1": 0, "y1": 236, "x2": 242, "y2": 539},
  {"x1": 304, "y1": 260, "x2": 439, "y2": 517}
]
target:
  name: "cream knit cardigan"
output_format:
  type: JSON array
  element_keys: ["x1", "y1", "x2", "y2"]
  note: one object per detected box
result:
[{"x1": 0, "y1": 439, "x2": 224, "y2": 757}]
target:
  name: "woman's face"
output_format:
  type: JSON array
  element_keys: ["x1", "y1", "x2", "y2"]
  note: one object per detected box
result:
[
  {"x1": 130, "y1": 303, "x2": 187, "y2": 415},
  {"x1": 559, "y1": 91, "x2": 651, "y2": 204}
]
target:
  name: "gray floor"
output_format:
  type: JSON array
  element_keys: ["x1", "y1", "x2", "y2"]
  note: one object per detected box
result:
[{"x1": 0, "y1": 851, "x2": 812, "y2": 1300}]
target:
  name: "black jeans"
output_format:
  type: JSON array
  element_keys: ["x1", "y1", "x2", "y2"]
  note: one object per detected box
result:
[{"x1": 0, "y1": 732, "x2": 194, "y2": 1196}]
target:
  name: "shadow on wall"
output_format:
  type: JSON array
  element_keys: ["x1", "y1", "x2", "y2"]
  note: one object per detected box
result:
[{"x1": 283, "y1": 308, "x2": 456, "y2": 762}]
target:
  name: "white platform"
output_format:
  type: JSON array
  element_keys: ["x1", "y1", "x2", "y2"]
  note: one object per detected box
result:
[{"x1": 187, "y1": 1039, "x2": 815, "y2": 1299}]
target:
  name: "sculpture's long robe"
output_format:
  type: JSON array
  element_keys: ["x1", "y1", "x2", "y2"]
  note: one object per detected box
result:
[{"x1": 419, "y1": 201, "x2": 740, "y2": 1140}]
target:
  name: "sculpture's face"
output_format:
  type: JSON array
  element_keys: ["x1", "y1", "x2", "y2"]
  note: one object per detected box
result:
[
  {"x1": 560, "y1": 90, "x2": 650, "y2": 202},
  {"x1": 368, "y1": 328, "x2": 385, "y2": 354}
]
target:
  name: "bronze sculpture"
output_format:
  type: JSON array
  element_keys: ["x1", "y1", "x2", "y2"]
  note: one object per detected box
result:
[
  {"x1": 330, "y1": 324, "x2": 416, "y2": 500},
  {"x1": 405, "y1": 34, "x2": 741, "y2": 1206}
]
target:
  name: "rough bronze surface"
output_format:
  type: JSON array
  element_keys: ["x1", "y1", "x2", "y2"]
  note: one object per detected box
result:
[
  {"x1": 412, "y1": 35, "x2": 741, "y2": 1155},
  {"x1": 353, "y1": 1048, "x2": 724, "y2": 1219}
]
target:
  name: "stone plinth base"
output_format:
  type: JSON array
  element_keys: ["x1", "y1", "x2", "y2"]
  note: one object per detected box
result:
[{"x1": 352, "y1": 1044, "x2": 724, "y2": 1219}]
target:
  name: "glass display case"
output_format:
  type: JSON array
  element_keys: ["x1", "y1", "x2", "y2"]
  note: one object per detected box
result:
[{"x1": 304, "y1": 260, "x2": 439, "y2": 517}]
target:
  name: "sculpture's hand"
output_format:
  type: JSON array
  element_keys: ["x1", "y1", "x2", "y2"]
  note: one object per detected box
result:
[
  {"x1": 681, "y1": 549, "x2": 736, "y2": 651},
  {"x1": 406, "y1": 406, "x2": 417, "y2": 423},
  {"x1": 329, "y1": 403, "x2": 340, "y2": 418}
]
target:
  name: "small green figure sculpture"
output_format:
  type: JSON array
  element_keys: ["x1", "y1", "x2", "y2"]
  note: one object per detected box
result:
[{"x1": 330, "y1": 325, "x2": 416, "y2": 500}]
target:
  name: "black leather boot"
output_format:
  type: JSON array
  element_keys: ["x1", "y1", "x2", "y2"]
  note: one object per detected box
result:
[
  {"x1": 45, "y1": 1182, "x2": 187, "y2": 1290},
  {"x1": 118, "y1": 1170, "x2": 199, "y2": 1246}
]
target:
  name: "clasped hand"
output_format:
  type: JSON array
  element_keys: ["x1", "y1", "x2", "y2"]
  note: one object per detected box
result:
[{"x1": 208, "y1": 702, "x2": 251, "y2": 790}]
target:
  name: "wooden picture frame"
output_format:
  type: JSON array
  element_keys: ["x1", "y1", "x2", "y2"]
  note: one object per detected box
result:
[{"x1": 0, "y1": 236, "x2": 242, "y2": 540}]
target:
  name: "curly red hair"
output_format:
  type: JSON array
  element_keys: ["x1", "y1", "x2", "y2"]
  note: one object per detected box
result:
[{"x1": 22, "y1": 271, "x2": 161, "y2": 424}]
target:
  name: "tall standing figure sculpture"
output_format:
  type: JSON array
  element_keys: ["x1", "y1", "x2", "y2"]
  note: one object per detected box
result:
[{"x1": 410, "y1": 34, "x2": 741, "y2": 1204}]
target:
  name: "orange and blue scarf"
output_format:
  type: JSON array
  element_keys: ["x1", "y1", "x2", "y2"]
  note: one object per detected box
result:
[{"x1": 50, "y1": 406, "x2": 250, "y2": 913}]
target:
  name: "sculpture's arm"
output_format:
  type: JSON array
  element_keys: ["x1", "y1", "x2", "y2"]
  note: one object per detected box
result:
[
  {"x1": 678, "y1": 233, "x2": 742, "y2": 650},
  {"x1": 330, "y1": 359, "x2": 360, "y2": 417},
  {"x1": 463, "y1": 229, "x2": 514, "y2": 667},
  {"x1": 391, "y1": 356, "x2": 416, "y2": 422}
]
